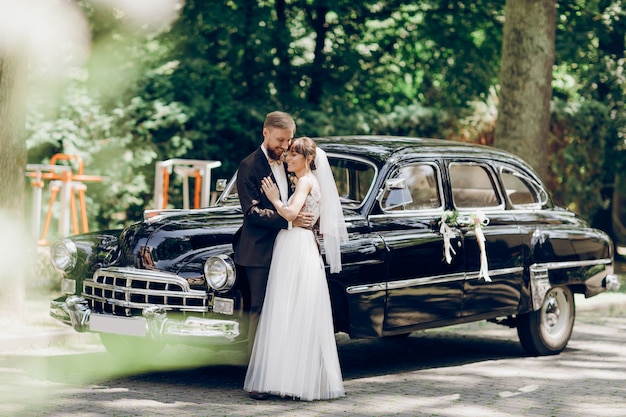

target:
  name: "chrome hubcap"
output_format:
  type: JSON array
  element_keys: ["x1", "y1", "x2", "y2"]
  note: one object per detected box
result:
[{"x1": 542, "y1": 289, "x2": 568, "y2": 336}]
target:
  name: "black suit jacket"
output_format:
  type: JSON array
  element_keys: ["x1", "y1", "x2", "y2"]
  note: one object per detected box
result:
[{"x1": 233, "y1": 147, "x2": 291, "y2": 267}]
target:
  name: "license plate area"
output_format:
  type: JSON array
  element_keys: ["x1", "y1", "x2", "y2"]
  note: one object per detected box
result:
[
  {"x1": 90, "y1": 313, "x2": 147, "y2": 336},
  {"x1": 213, "y1": 297, "x2": 234, "y2": 315}
]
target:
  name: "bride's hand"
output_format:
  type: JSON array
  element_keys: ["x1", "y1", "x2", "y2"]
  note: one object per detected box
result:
[{"x1": 261, "y1": 177, "x2": 281, "y2": 204}]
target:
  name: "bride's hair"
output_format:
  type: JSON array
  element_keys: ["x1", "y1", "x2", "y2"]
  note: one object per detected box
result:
[{"x1": 289, "y1": 137, "x2": 317, "y2": 170}]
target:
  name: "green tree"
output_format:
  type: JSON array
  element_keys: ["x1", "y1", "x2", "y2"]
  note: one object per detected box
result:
[
  {"x1": 26, "y1": 2, "x2": 189, "y2": 232},
  {"x1": 550, "y1": 0, "x2": 624, "y2": 232},
  {"x1": 495, "y1": 0, "x2": 556, "y2": 181},
  {"x1": 24, "y1": 0, "x2": 626, "y2": 241},
  {"x1": 161, "y1": 0, "x2": 506, "y2": 165}
]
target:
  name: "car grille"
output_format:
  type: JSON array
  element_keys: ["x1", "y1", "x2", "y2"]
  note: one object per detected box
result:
[{"x1": 83, "y1": 267, "x2": 208, "y2": 317}]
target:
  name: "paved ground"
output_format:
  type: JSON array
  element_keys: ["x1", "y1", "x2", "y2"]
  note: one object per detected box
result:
[
  {"x1": 2, "y1": 291, "x2": 626, "y2": 353},
  {"x1": 1, "y1": 291, "x2": 626, "y2": 417}
]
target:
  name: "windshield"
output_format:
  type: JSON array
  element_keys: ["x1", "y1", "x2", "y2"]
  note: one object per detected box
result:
[{"x1": 215, "y1": 154, "x2": 377, "y2": 209}]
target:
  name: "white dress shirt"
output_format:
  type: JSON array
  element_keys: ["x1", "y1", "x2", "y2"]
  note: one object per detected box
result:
[{"x1": 262, "y1": 146, "x2": 289, "y2": 205}]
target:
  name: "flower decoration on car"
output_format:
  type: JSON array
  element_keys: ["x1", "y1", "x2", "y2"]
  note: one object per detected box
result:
[{"x1": 439, "y1": 209, "x2": 491, "y2": 282}]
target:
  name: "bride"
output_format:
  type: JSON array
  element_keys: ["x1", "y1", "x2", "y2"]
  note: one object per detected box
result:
[{"x1": 243, "y1": 136, "x2": 347, "y2": 401}]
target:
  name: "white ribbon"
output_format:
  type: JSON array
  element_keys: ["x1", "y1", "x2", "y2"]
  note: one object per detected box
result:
[
  {"x1": 471, "y1": 211, "x2": 491, "y2": 282},
  {"x1": 439, "y1": 217, "x2": 456, "y2": 264}
]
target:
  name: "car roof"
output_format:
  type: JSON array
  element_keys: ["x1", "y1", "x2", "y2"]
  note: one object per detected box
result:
[{"x1": 314, "y1": 135, "x2": 522, "y2": 167}]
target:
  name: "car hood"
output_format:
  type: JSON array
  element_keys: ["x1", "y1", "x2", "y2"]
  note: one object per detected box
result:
[{"x1": 111, "y1": 206, "x2": 244, "y2": 275}]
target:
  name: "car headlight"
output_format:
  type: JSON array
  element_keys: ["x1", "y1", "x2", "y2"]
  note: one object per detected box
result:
[
  {"x1": 204, "y1": 255, "x2": 236, "y2": 292},
  {"x1": 50, "y1": 239, "x2": 77, "y2": 272}
]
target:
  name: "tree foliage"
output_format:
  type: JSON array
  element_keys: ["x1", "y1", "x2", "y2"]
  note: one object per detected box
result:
[
  {"x1": 550, "y1": 0, "x2": 626, "y2": 233},
  {"x1": 22, "y1": 0, "x2": 626, "y2": 241}
]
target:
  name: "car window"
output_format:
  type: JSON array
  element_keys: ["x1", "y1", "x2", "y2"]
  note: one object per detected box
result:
[
  {"x1": 501, "y1": 168, "x2": 542, "y2": 207},
  {"x1": 381, "y1": 163, "x2": 442, "y2": 211},
  {"x1": 328, "y1": 156, "x2": 376, "y2": 208},
  {"x1": 215, "y1": 175, "x2": 239, "y2": 206},
  {"x1": 449, "y1": 163, "x2": 501, "y2": 208},
  {"x1": 215, "y1": 155, "x2": 376, "y2": 209}
]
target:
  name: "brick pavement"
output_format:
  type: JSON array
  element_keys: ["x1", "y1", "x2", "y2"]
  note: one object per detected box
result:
[
  {"x1": 1, "y1": 292, "x2": 626, "y2": 417},
  {"x1": 2, "y1": 292, "x2": 625, "y2": 353}
]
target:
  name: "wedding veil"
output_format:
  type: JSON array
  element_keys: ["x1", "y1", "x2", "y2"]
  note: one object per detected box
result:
[{"x1": 313, "y1": 148, "x2": 348, "y2": 273}]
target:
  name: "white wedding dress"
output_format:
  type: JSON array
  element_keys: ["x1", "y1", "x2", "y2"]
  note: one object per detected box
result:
[{"x1": 243, "y1": 178, "x2": 345, "y2": 401}]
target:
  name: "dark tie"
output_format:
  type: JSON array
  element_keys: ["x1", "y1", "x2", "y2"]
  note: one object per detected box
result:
[{"x1": 268, "y1": 158, "x2": 282, "y2": 167}]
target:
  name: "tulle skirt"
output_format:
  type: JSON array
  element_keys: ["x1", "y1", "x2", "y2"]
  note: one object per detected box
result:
[{"x1": 243, "y1": 227, "x2": 345, "y2": 401}]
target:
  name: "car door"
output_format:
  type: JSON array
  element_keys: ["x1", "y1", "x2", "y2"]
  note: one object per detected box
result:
[
  {"x1": 369, "y1": 160, "x2": 465, "y2": 333},
  {"x1": 326, "y1": 154, "x2": 389, "y2": 339},
  {"x1": 446, "y1": 161, "x2": 525, "y2": 318}
]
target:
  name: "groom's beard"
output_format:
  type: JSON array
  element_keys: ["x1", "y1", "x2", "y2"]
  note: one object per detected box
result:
[{"x1": 267, "y1": 148, "x2": 284, "y2": 162}]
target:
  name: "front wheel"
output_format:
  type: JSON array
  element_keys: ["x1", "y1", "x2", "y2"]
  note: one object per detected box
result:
[{"x1": 516, "y1": 285, "x2": 575, "y2": 356}]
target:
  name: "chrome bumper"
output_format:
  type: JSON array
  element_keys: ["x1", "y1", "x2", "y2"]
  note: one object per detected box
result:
[
  {"x1": 50, "y1": 296, "x2": 241, "y2": 343},
  {"x1": 584, "y1": 264, "x2": 621, "y2": 296},
  {"x1": 605, "y1": 274, "x2": 621, "y2": 292}
]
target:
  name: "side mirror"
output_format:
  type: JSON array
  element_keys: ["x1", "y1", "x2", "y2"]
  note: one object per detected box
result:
[
  {"x1": 216, "y1": 179, "x2": 228, "y2": 192},
  {"x1": 378, "y1": 178, "x2": 413, "y2": 210}
]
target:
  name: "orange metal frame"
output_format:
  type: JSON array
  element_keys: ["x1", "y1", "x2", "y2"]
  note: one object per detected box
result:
[
  {"x1": 159, "y1": 166, "x2": 204, "y2": 209},
  {"x1": 26, "y1": 153, "x2": 103, "y2": 245},
  {"x1": 154, "y1": 159, "x2": 222, "y2": 210}
]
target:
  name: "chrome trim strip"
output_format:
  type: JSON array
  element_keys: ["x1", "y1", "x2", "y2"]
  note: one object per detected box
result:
[
  {"x1": 368, "y1": 210, "x2": 443, "y2": 220},
  {"x1": 531, "y1": 258, "x2": 612, "y2": 271},
  {"x1": 465, "y1": 267, "x2": 524, "y2": 281},
  {"x1": 95, "y1": 297, "x2": 208, "y2": 313},
  {"x1": 342, "y1": 259, "x2": 384, "y2": 267},
  {"x1": 95, "y1": 267, "x2": 192, "y2": 286},
  {"x1": 346, "y1": 283, "x2": 386, "y2": 295},
  {"x1": 346, "y1": 266, "x2": 525, "y2": 295},
  {"x1": 387, "y1": 272, "x2": 466, "y2": 290},
  {"x1": 368, "y1": 205, "x2": 514, "y2": 220}
]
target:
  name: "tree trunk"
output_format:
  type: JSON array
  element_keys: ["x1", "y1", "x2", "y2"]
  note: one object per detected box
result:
[
  {"x1": 273, "y1": 0, "x2": 293, "y2": 104},
  {"x1": 494, "y1": 0, "x2": 556, "y2": 181},
  {"x1": 307, "y1": 5, "x2": 329, "y2": 106},
  {"x1": 0, "y1": 54, "x2": 28, "y2": 314}
]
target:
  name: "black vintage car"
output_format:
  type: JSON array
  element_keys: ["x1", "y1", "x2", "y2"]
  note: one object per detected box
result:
[{"x1": 49, "y1": 136, "x2": 619, "y2": 358}]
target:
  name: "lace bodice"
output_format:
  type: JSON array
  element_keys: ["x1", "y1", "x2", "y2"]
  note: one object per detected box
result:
[
  {"x1": 303, "y1": 180, "x2": 321, "y2": 224},
  {"x1": 288, "y1": 175, "x2": 320, "y2": 225}
]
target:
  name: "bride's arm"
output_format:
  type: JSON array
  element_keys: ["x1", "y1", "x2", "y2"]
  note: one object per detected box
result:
[{"x1": 261, "y1": 176, "x2": 312, "y2": 222}]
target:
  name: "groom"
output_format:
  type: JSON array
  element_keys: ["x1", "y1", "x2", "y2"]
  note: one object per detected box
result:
[{"x1": 233, "y1": 111, "x2": 314, "y2": 357}]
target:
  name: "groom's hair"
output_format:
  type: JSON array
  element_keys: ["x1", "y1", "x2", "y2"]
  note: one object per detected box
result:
[{"x1": 264, "y1": 111, "x2": 296, "y2": 134}]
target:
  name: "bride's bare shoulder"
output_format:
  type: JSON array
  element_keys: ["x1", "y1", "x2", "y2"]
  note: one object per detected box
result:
[{"x1": 299, "y1": 174, "x2": 315, "y2": 186}]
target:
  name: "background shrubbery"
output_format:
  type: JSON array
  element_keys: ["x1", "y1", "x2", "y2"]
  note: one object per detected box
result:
[{"x1": 24, "y1": 0, "x2": 626, "y2": 245}]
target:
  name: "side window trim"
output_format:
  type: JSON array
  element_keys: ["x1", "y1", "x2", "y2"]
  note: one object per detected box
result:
[
  {"x1": 499, "y1": 166, "x2": 546, "y2": 208},
  {"x1": 326, "y1": 153, "x2": 378, "y2": 210},
  {"x1": 379, "y1": 161, "x2": 444, "y2": 214},
  {"x1": 448, "y1": 161, "x2": 505, "y2": 211}
]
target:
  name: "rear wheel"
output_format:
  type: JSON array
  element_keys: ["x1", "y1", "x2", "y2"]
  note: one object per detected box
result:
[{"x1": 516, "y1": 285, "x2": 575, "y2": 356}]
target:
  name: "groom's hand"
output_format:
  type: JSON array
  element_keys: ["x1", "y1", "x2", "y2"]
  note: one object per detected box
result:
[{"x1": 293, "y1": 212, "x2": 315, "y2": 229}]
